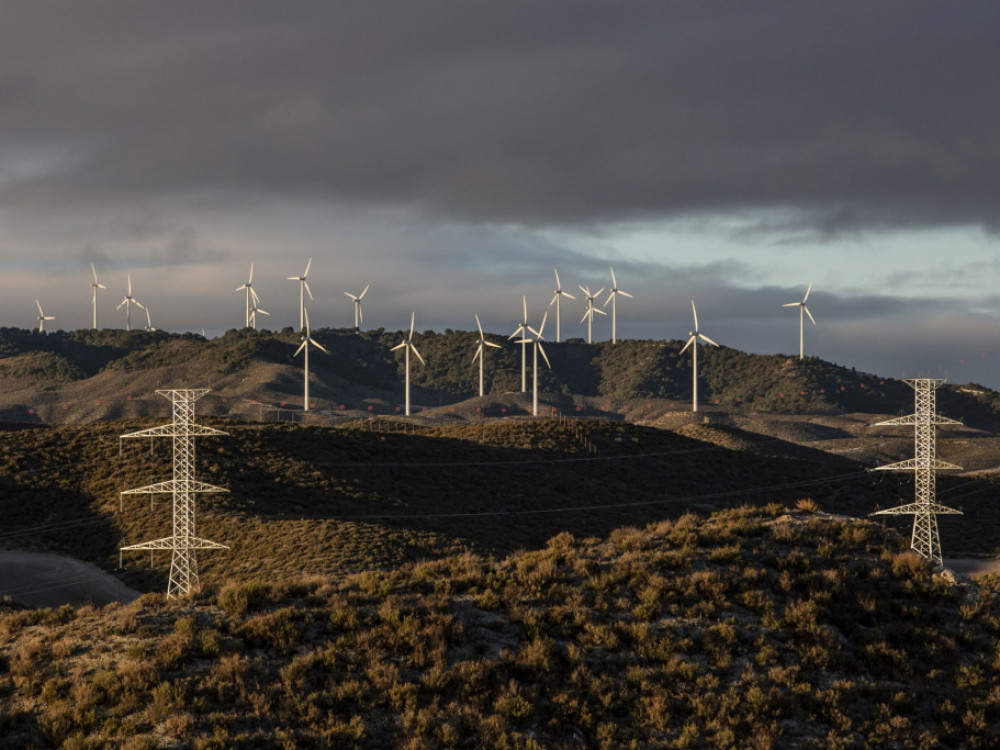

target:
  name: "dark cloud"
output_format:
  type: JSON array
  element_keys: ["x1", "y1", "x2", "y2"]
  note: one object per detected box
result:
[{"x1": 0, "y1": 1, "x2": 996, "y2": 236}]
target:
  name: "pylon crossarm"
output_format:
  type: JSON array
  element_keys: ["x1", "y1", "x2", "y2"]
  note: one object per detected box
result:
[
  {"x1": 873, "y1": 459, "x2": 963, "y2": 472},
  {"x1": 122, "y1": 423, "x2": 228, "y2": 439},
  {"x1": 873, "y1": 502, "x2": 963, "y2": 517},
  {"x1": 121, "y1": 537, "x2": 176, "y2": 551},
  {"x1": 122, "y1": 480, "x2": 229, "y2": 495}
]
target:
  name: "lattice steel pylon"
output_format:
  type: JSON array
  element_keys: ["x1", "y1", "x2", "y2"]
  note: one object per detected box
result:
[
  {"x1": 119, "y1": 389, "x2": 229, "y2": 597},
  {"x1": 871, "y1": 378, "x2": 962, "y2": 566}
]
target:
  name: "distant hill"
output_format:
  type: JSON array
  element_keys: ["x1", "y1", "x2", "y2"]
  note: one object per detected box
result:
[{"x1": 1, "y1": 326, "x2": 1000, "y2": 429}]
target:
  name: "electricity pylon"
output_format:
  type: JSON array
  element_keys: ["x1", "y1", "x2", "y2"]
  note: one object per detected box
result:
[
  {"x1": 871, "y1": 378, "x2": 962, "y2": 566},
  {"x1": 119, "y1": 389, "x2": 229, "y2": 597}
]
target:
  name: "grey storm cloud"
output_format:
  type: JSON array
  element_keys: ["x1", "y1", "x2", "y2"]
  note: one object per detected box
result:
[{"x1": 0, "y1": 1, "x2": 998, "y2": 236}]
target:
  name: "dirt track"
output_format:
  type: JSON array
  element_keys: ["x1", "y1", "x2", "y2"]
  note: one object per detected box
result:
[
  {"x1": 945, "y1": 558, "x2": 1000, "y2": 578},
  {"x1": 0, "y1": 551, "x2": 139, "y2": 608}
]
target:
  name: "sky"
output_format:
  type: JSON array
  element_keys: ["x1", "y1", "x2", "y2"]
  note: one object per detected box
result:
[{"x1": 1, "y1": 2, "x2": 999, "y2": 387}]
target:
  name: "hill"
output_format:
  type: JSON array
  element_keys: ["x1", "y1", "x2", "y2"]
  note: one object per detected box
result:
[
  {"x1": 3, "y1": 327, "x2": 1000, "y2": 430},
  {"x1": 2, "y1": 505, "x2": 1000, "y2": 746}
]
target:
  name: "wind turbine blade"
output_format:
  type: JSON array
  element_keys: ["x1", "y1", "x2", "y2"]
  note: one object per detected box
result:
[
  {"x1": 390, "y1": 341, "x2": 407, "y2": 352},
  {"x1": 311, "y1": 337, "x2": 328, "y2": 354},
  {"x1": 303, "y1": 257, "x2": 312, "y2": 277},
  {"x1": 127, "y1": 274, "x2": 132, "y2": 296},
  {"x1": 610, "y1": 266, "x2": 617, "y2": 288},
  {"x1": 133, "y1": 299, "x2": 146, "y2": 310},
  {"x1": 358, "y1": 307, "x2": 363, "y2": 324},
  {"x1": 554, "y1": 268, "x2": 561, "y2": 289},
  {"x1": 236, "y1": 284, "x2": 248, "y2": 292},
  {"x1": 303, "y1": 281, "x2": 313, "y2": 301},
  {"x1": 680, "y1": 336, "x2": 694, "y2": 354},
  {"x1": 251, "y1": 288, "x2": 261, "y2": 305},
  {"x1": 475, "y1": 314, "x2": 484, "y2": 337},
  {"x1": 563, "y1": 290, "x2": 576, "y2": 300},
  {"x1": 549, "y1": 292, "x2": 559, "y2": 308},
  {"x1": 294, "y1": 340, "x2": 307, "y2": 356},
  {"x1": 537, "y1": 310, "x2": 548, "y2": 338},
  {"x1": 700, "y1": 333, "x2": 720, "y2": 347},
  {"x1": 578, "y1": 285, "x2": 589, "y2": 296},
  {"x1": 344, "y1": 291, "x2": 358, "y2": 301},
  {"x1": 472, "y1": 344, "x2": 482, "y2": 363},
  {"x1": 803, "y1": 282, "x2": 813, "y2": 303},
  {"x1": 527, "y1": 326, "x2": 541, "y2": 338},
  {"x1": 691, "y1": 300, "x2": 698, "y2": 330},
  {"x1": 782, "y1": 302, "x2": 799, "y2": 307},
  {"x1": 509, "y1": 325, "x2": 525, "y2": 340},
  {"x1": 580, "y1": 310, "x2": 590, "y2": 324},
  {"x1": 485, "y1": 340, "x2": 501, "y2": 349},
  {"x1": 538, "y1": 342, "x2": 551, "y2": 369},
  {"x1": 804, "y1": 306, "x2": 817, "y2": 325},
  {"x1": 593, "y1": 307, "x2": 607, "y2": 316},
  {"x1": 256, "y1": 308, "x2": 270, "y2": 316},
  {"x1": 304, "y1": 308, "x2": 311, "y2": 335},
  {"x1": 410, "y1": 343, "x2": 425, "y2": 366},
  {"x1": 408, "y1": 311, "x2": 415, "y2": 339},
  {"x1": 604, "y1": 292, "x2": 614, "y2": 307},
  {"x1": 594, "y1": 288, "x2": 605, "y2": 298},
  {"x1": 359, "y1": 284, "x2": 369, "y2": 299},
  {"x1": 621, "y1": 290, "x2": 634, "y2": 299},
  {"x1": 248, "y1": 263, "x2": 254, "y2": 284},
  {"x1": 116, "y1": 299, "x2": 127, "y2": 310},
  {"x1": 35, "y1": 299, "x2": 43, "y2": 315},
  {"x1": 522, "y1": 295, "x2": 527, "y2": 322},
  {"x1": 286, "y1": 276, "x2": 299, "y2": 281}
]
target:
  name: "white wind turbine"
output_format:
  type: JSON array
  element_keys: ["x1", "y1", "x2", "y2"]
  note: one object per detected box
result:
[
  {"x1": 294, "y1": 308, "x2": 327, "y2": 412},
  {"x1": 472, "y1": 314, "x2": 501, "y2": 398},
  {"x1": 391, "y1": 312, "x2": 425, "y2": 416},
  {"x1": 548, "y1": 269, "x2": 576, "y2": 343},
  {"x1": 236, "y1": 263, "x2": 264, "y2": 329},
  {"x1": 249, "y1": 302, "x2": 269, "y2": 330},
  {"x1": 35, "y1": 300, "x2": 54, "y2": 333},
  {"x1": 287, "y1": 258, "x2": 313, "y2": 331},
  {"x1": 509, "y1": 295, "x2": 530, "y2": 392},
  {"x1": 680, "y1": 300, "x2": 719, "y2": 413},
  {"x1": 514, "y1": 311, "x2": 552, "y2": 417},
  {"x1": 116, "y1": 275, "x2": 145, "y2": 331},
  {"x1": 344, "y1": 284, "x2": 369, "y2": 331},
  {"x1": 604, "y1": 266, "x2": 634, "y2": 344},
  {"x1": 579, "y1": 285, "x2": 607, "y2": 344},
  {"x1": 782, "y1": 282, "x2": 816, "y2": 360},
  {"x1": 89, "y1": 264, "x2": 106, "y2": 330}
]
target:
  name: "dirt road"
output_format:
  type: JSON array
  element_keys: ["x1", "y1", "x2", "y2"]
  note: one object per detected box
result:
[{"x1": 0, "y1": 551, "x2": 139, "y2": 608}]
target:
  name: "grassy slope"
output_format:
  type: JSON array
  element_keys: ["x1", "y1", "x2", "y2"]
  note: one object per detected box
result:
[{"x1": 2, "y1": 506, "x2": 1000, "y2": 747}]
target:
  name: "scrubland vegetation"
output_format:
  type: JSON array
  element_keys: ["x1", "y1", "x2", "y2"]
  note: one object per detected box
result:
[{"x1": 2, "y1": 505, "x2": 1000, "y2": 747}]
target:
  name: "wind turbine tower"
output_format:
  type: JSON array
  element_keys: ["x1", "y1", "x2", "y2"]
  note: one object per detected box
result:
[
  {"x1": 119, "y1": 389, "x2": 229, "y2": 597},
  {"x1": 90, "y1": 264, "x2": 106, "y2": 329},
  {"x1": 514, "y1": 311, "x2": 552, "y2": 417},
  {"x1": 35, "y1": 300, "x2": 54, "y2": 333},
  {"x1": 549, "y1": 269, "x2": 575, "y2": 343},
  {"x1": 509, "y1": 296, "x2": 530, "y2": 392},
  {"x1": 344, "y1": 284, "x2": 369, "y2": 331},
  {"x1": 579, "y1": 285, "x2": 606, "y2": 344},
  {"x1": 391, "y1": 312, "x2": 425, "y2": 416},
  {"x1": 287, "y1": 258, "x2": 313, "y2": 331},
  {"x1": 295, "y1": 308, "x2": 328, "y2": 411},
  {"x1": 871, "y1": 378, "x2": 963, "y2": 565},
  {"x1": 472, "y1": 314, "x2": 501, "y2": 398},
  {"x1": 782, "y1": 283, "x2": 816, "y2": 359},
  {"x1": 604, "y1": 266, "x2": 633, "y2": 344},
  {"x1": 116, "y1": 275, "x2": 145, "y2": 332},
  {"x1": 679, "y1": 300, "x2": 719, "y2": 413}
]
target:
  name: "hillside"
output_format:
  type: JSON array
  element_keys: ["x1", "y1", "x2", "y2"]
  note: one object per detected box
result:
[
  {"x1": 3, "y1": 327, "x2": 1000, "y2": 430},
  {"x1": 0, "y1": 418, "x2": 998, "y2": 600},
  {"x1": 2, "y1": 506, "x2": 1000, "y2": 746}
]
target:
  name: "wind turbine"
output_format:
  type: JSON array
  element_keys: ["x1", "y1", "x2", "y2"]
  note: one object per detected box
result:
[
  {"x1": 472, "y1": 314, "x2": 501, "y2": 398},
  {"x1": 679, "y1": 300, "x2": 719, "y2": 413},
  {"x1": 604, "y1": 266, "x2": 634, "y2": 344},
  {"x1": 509, "y1": 296, "x2": 530, "y2": 392},
  {"x1": 249, "y1": 302, "x2": 269, "y2": 330},
  {"x1": 782, "y1": 282, "x2": 816, "y2": 359},
  {"x1": 35, "y1": 300, "x2": 54, "y2": 333},
  {"x1": 579, "y1": 285, "x2": 606, "y2": 344},
  {"x1": 287, "y1": 258, "x2": 313, "y2": 331},
  {"x1": 294, "y1": 308, "x2": 327, "y2": 412},
  {"x1": 514, "y1": 311, "x2": 552, "y2": 417},
  {"x1": 344, "y1": 284, "x2": 369, "y2": 331},
  {"x1": 89, "y1": 264, "x2": 106, "y2": 329},
  {"x1": 116, "y1": 275, "x2": 145, "y2": 331},
  {"x1": 548, "y1": 269, "x2": 575, "y2": 343},
  {"x1": 391, "y1": 312, "x2": 425, "y2": 416},
  {"x1": 236, "y1": 263, "x2": 263, "y2": 329}
]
